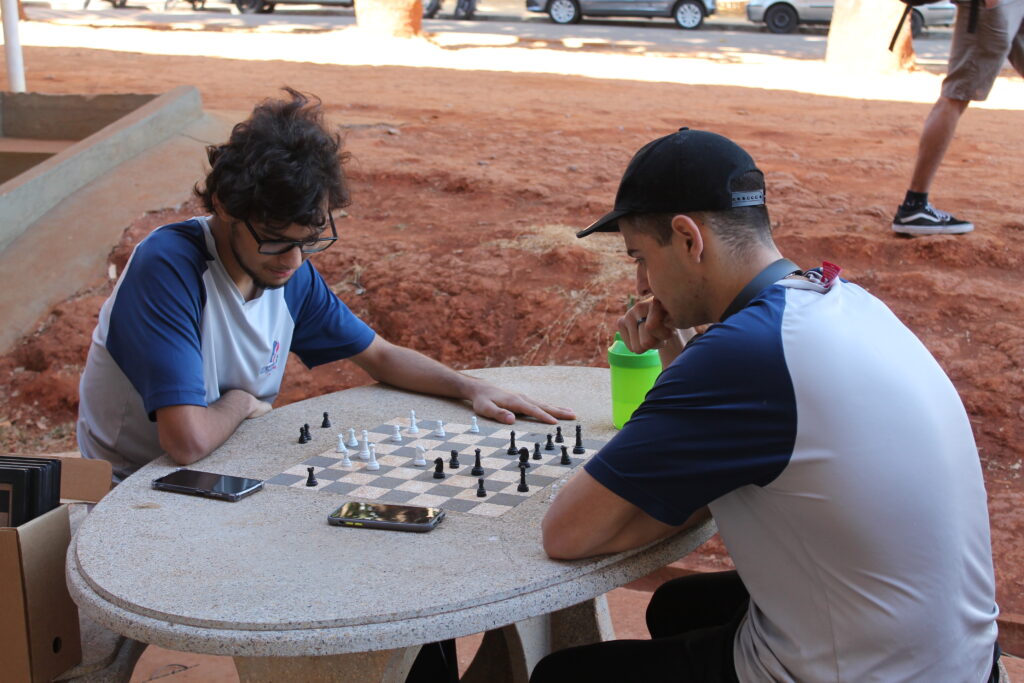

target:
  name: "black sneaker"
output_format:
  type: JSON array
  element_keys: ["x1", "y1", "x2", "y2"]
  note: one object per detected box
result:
[{"x1": 892, "y1": 203, "x2": 974, "y2": 236}]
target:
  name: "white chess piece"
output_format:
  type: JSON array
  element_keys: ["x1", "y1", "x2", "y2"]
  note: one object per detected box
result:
[
  {"x1": 413, "y1": 445, "x2": 427, "y2": 467},
  {"x1": 366, "y1": 443, "x2": 380, "y2": 471},
  {"x1": 340, "y1": 449, "x2": 353, "y2": 468},
  {"x1": 346, "y1": 427, "x2": 358, "y2": 448},
  {"x1": 408, "y1": 409, "x2": 419, "y2": 434},
  {"x1": 435, "y1": 419, "x2": 446, "y2": 437},
  {"x1": 359, "y1": 429, "x2": 371, "y2": 460},
  {"x1": 336, "y1": 435, "x2": 349, "y2": 455},
  {"x1": 469, "y1": 416, "x2": 480, "y2": 434},
  {"x1": 392, "y1": 424, "x2": 403, "y2": 444}
]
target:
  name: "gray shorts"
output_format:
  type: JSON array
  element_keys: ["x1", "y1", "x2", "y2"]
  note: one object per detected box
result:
[{"x1": 942, "y1": 0, "x2": 1024, "y2": 101}]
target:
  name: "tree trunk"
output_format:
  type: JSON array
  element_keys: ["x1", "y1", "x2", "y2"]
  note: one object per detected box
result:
[
  {"x1": 354, "y1": 0, "x2": 422, "y2": 37},
  {"x1": 825, "y1": 0, "x2": 915, "y2": 73}
]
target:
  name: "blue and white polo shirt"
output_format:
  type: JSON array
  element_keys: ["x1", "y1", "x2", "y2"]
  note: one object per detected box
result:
[
  {"x1": 77, "y1": 217, "x2": 375, "y2": 481},
  {"x1": 586, "y1": 273, "x2": 998, "y2": 682}
]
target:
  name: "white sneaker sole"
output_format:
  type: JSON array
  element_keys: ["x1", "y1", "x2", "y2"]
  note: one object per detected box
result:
[{"x1": 891, "y1": 222, "x2": 975, "y2": 236}]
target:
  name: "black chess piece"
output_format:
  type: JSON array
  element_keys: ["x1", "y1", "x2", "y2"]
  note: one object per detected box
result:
[
  {"x1": 573, "y1": 424, "x2": 585, "y2": 454},
  {"x1": 560, "y1": 445, "x2": 571, "y2": 466},
  {"x1": 517, "y1": 463, "x2": 529, "y2": 493},
  {"x1": 555, "y1": 426, "x2": 564, "y2": 443},
  {"x1": 476, "y1": 478, "x2": 487, "y2": 497},
  {"x1": 297, "y1": 427, "x2": 306, "y2": 444},
  {"x1": 532, "y1": 442, "x2": 542, "y2": 460},
  {"x1": 321, "y1": 412, "x2": 331, "y2": 428},
  {"x1": 545, "y1": 434, "x2": 555, "y2": 451},
  {"x1": 449, "y1": 449, "x2": 460, "y2": 469},
  {"x1": 305, "y1": 466, "x2": 318, "y2": 487},
  {"x1": 471, "y1": 449, "x2": 484, "y2": 476},
  {"x1": 433, "y1": 457, "x2": 446, "y2": 480},
  {"x1": 302, "y1": 424, "x2": 312, "y2": 444},
  {"x1": 507, "y1": 430, "x2": 518, "y2": 456},
  {"x1": 518, "y1": 447, "x2": 530, "y2": 468}
]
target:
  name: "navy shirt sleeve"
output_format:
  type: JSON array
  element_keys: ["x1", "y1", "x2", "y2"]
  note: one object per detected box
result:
[
  {"x1": 105, "y1": 223, "x2": 210, "y2": 419},
  {"x1": 284, "y1": 261, "x2": 376, "y2": 368},
  {"x1": 585, "y1": 287, "x2": 798, "y2": 526}
]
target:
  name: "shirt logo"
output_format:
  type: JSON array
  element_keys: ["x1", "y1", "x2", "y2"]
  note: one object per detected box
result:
[{"x1": 260, "y1": 341, "x2": 281, "y2": 376}]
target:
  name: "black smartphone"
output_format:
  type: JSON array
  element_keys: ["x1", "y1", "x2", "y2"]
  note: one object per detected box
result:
[
  {"x1": 152, "y1": 468, "x2": 263, "y2": 502},
  {"x1": 328, "y1": 501, "x2": 445, "y2": 532}
]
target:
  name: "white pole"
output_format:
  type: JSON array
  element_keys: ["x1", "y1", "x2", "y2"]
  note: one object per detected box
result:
[{"x1": 1, "y1": 0, "x2": 27, "y2": 93}]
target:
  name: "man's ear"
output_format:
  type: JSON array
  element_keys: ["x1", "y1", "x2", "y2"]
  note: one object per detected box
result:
[{"x1": 670, "y1": 214, "x2": 704, "y2": 263}]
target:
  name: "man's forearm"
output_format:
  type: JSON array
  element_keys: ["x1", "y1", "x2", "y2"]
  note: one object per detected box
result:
[
  {"x1": 157, "y1": 390, "x2": 260, "y2": 465},
  {"x1": 359, "y1": 343, "x2": 477, "y2": 401}
]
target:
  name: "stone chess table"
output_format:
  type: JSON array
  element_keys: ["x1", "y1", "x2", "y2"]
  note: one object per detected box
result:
[{"x1": 67, "y1": 366, "x2": 715, "y2": 682}]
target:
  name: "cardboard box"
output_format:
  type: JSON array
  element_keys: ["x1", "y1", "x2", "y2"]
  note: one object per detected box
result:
[{"x1": 0, "y1": 454, "x2": 111, "y2": 683}]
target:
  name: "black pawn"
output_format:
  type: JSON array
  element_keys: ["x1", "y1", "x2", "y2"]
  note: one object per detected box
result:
[
  {"x1": 449, "y1": 449, "x2": 460, "y2": 469},
  {"x1": 433, "y1": 457, "x2": 446, "y2": 479},
  {"x1": 321, "y1": 412, "x2": 331, "y2": 429},
  {"x1": 555, "y1": 426, "x2": 564, "y2": 443},
  {"x1": 305, "y1": 466, "x2": 318, "y2": 487},
  {"x1": 297, "y1": 426, "x2": 307, "y2": 444},
  {"x1": 518, "y1": 447, "x2": 530, "y2": 468},
  {"x1": 303, "y1": 424, "x2": 312, "y2": 443},
  {"x1": 533, "y1": 442, "x2": 542, "y2": 460},
  {"x1": 560, "y1": 445, "x2": 571, "y2": 466},
  {"x1": 573, "y1": 424, "x2": 585, "y2": 455},
  {"x1": 517, "y1": 463, "x2": 529, "y2": 493},
  {"x1": 545, "y1": 434, "x2": 555, "y2": 451},
  {"x1": 471, "y1": 449, "x2": 484, "y2": 476},
  {"x1": 476, "y1": 478, "x2": 487, "y2": 497},
  {"x1": 507, "y1": 430, "x2": 518, "y2": 456}
]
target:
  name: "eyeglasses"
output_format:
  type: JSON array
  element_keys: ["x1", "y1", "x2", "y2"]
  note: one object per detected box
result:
[{"x1": 243, "y1": 212, "x2": 338, "y2": 255}]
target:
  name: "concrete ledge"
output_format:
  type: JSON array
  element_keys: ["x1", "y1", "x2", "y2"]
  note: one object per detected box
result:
[{"x1": 0, "y1": 86, "x2": 203, "y2": 253}]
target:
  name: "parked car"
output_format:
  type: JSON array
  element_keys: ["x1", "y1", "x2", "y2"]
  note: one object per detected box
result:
[
  {"x1": 746, "y1": 0, "x2": 955, "y2": 35},
  {"x1": 225, "y1": 0, "x2": 463, "y2": 17},
  {"x1": 526, "y1": 0, "x2": 717, "y2": 29}
]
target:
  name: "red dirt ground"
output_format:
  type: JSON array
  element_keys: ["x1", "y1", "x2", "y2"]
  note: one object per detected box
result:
[{"x1": 0, "y1": 46, "x2": 1021, "y2": 617}]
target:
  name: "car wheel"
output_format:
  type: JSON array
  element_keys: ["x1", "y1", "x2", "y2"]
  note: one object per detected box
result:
[
  {"x1": 764, "y1": 3, "x2": 797, "y2": 33},
  {"x1": 423, "y1": 0, "x2": 441, "y2": 18},
  {"x1": 234, "y1": 0, "x2": 260, "y2": 12},
  {"x1": 256, "y1": 1, "x2": 275, "y2": 11},
  {"x1": 910, "y1": 9, "x2": 924, "y2": 38},
  {"x1": 548, "y1": 0, "x2": 581, "y2": 24},
  {"x1": 673, "y1": 0, "x2": 704, "y2": 29}
]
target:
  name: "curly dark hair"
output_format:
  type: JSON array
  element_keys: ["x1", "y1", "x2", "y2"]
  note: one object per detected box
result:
[{"x1": 194, "y1": 88, "x2": 349, "y2": 234}]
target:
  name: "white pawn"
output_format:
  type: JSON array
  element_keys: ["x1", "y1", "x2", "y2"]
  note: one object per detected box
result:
[
  {"x1": 469, "y1": 416, "x2": 480, "y2": 434},
  {"x1": 359, "y1": 429, "x2": 371, "y2": 460},
  {"x1": 392, "y1": 424, "x2": 403, "y2": 444},
  {"x1": 336, "y1": 435, "x2": 349, "y2": 455},
  {"x1": 340, "y1": 449, "x2": 353, "y2": 468},
  {"x1": 435, "y1": 419, "x2": 446, "y2": 438},
  {"x1": 408, "y1": 410, "x2": 420, "y2": 434},
  {"x1": 346, "y1": 427, "x2": 358, "y2": 448},
  {"x1": 366, "y1": 443, "x2": 380, "y2": 471},
  {"x1": 413, "y1": 445, "x2": 427, "y2": 467}
]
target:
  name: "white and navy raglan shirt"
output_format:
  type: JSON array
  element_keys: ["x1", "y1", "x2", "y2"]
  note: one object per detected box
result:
[
  {"x1": 586, "y1": 272, "x2": 998, "y2": 682},
  {"x1": 77, "y1": 218, "x2": 375, "y2": 482}
]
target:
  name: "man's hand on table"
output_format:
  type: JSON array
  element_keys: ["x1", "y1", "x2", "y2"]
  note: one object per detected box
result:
[{"x1": 467, "y1": 381, "x2": 576, "y2": 425}]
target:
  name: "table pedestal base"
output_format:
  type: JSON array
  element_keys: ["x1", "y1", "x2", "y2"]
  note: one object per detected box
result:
[
  {"x1": 234, "y1": 646, "x2": 420, "y2": 683},
  {"x1": 462, "y1": 595, "x2": 615, "y2": 683}
]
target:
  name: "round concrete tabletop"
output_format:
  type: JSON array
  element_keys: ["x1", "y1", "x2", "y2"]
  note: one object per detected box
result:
[{"x1": 68, "y1": 366, "x2": 715, "y2": 657}]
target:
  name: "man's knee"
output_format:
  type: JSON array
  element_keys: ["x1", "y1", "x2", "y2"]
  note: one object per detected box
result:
[{"x1": 936, "y1": 95, "x2": 970, "y2": 117}]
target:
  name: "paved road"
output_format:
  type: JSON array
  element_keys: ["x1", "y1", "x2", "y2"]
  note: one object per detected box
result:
[{"x1": 32, "y1": 0, "x2": 955, "y2": 66}]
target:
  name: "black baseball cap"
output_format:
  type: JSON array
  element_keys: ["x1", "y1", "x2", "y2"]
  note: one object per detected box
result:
[{"x1": 577, "y1": 128, "x2": 765, "y2": 238}]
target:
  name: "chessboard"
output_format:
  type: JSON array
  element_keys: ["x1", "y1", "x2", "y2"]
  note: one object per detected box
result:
[{"x1": 265, "y1": 417, "x2": 609, "y2": 517}]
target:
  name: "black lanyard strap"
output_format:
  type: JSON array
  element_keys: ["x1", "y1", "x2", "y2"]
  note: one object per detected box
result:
[{"x1": 720, "y1": 258, "x2": 801, "y2": 322}]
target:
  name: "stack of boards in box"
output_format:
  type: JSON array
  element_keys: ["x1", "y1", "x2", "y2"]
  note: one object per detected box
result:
[{"x1": 0, "y1": 457, "x2": 61, "y2": 527}]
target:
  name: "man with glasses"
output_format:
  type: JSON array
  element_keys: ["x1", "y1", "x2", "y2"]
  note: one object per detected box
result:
[{"x1": 76, "y1": 89, "x2": 574, "y2": 486}]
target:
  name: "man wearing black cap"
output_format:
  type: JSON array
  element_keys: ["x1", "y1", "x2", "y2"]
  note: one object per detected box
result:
[{"x1": 532, "y1": 129, "x2": 1000, "y2": 682}]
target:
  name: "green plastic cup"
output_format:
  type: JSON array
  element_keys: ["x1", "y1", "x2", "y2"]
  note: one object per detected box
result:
[{"x1": 608, "y1": 332, "x2": 662, "y2": 429}]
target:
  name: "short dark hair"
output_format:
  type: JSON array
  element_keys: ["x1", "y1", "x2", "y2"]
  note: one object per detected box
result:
[
  {"x1": 194, "y1": 88, "x2": 349, "y2": 233},
  {"x1": 631, "y1": 171, "x2": 773, "y2": 255}
]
